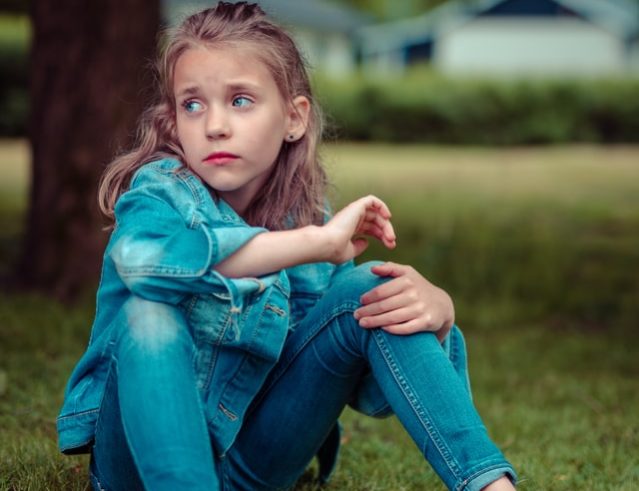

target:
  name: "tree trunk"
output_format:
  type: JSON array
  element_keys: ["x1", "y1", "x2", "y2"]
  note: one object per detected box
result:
[{"x1": 16, "y1": 0, "x2": 160, "y2": 301}]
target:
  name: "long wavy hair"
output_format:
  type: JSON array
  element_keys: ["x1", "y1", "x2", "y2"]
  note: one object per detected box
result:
[{"x1": 98, "y1": 1, "x2": 327, "y2": 230}]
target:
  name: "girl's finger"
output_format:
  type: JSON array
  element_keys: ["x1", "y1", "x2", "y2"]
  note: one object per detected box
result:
[
  {"x1": 383, "y1": 235, "x2": 397, "y2": 249},
  {"x1": 370, "y1": 261, "x2": 408, "y2": 278},
  {"x1": 359, "y1": 217, "x2": 395, "y2": 247},
  {"x1": 381, "y1": 318, "x2": 427, "y2": 336},
  {"x1": 361, "y1": 195, "x2": 392, "y2": 219},
  {"x1": 357, "y1": 223, "x2": 385, "y2": 241},
  {"x1": 360, "y1": 275, "x2": 407, "y2": 305},
  {"x1": 368, "y1": 215, "x2": 396, "y2": 244},
  {"x1": 357, "y1": 306, "x2": 416, "y2": 329},
  {"x1": 384, "y1": 220, "x2": 396, "y2": 243},
  {"x1": 354, "y1": 292, "x2": 410, "y2": 320},
  {"x1": 364, "y1": 211, "x2": 383, "y2": 222},
  {"x1": 383, "y1": 319, "x2": 449, "y2": 338},
  {"x1": 363, "y1": 212, "x2": 394, "y2": 238}
]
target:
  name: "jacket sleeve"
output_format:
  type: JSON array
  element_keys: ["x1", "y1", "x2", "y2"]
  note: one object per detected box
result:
[{"x1": 109, "y1": 168, "x2": 268, "y2": 305}]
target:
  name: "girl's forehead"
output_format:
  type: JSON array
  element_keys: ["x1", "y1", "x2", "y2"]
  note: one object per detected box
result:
[
  {"x1": 171, "y1": 43, "x2": 288, "y2": 105},
  {"x1": 175, "y1": 43, "x2": 271, "y2": 80},
  {"x1": 172, "y1": 43, "x2": 284, "y2": 99}
]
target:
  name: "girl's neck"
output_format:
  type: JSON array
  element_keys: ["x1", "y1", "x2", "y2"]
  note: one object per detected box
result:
[{"x1": 218, "y1": 190, "x2": 250, "y2": 218}]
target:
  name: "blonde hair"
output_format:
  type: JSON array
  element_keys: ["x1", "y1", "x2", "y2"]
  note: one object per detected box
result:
[{"x1": 99, "y1": 1, "x2": 327, "y2": 230}]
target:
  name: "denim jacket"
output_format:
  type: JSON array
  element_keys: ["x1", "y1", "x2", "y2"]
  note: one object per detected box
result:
[{"x1": 57, "y1": 158, "x2": 391, "y2": 481}]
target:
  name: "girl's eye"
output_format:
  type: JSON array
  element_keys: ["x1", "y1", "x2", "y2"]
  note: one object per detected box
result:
[
  {"x1": 232, "y1": 96, "x2": 252, "y2": 108},
  {"x1": 183, "y1": 100, "x2": 203, "y2": 113}
]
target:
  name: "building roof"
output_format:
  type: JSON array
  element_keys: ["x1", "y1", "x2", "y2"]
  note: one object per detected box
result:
[
  {"x1": 163, "y1": 0, "x2": 371, "y2": 34},
  {"x1": 357, "y1": 0, "x2": 639, "y2": 56}
]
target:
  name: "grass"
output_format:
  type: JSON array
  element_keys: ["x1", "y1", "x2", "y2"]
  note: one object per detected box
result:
[
  {"x1": 325, "y1": 143, "x2": 639, "y2": 331},
  {"x1": 1, "y1": 140, "x2": 638, "y2": 490}
]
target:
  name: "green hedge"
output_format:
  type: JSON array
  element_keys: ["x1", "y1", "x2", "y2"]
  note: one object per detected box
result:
[
  {"x1": 0, "y1": 14, "x2": 29, "y2": 136},
  {"x1": 2, "y1": 13, "x2": 639, "y2": 145},
  {"x1": 315, "y1": 70, "x2": 639, "y2": 144}
]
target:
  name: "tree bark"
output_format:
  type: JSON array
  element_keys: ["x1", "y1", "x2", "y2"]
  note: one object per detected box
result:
[{"x1": 15, "y1": 0, "x2": 160, "y2": 301}]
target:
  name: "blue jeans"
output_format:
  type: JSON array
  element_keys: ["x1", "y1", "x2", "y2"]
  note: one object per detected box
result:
[{"x1": 90, "y1": 264, "x2": 516, "y2": 490}]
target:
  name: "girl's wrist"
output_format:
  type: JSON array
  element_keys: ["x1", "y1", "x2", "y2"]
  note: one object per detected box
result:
[{"x1": 302, "y1": 224, "x2": 334, "y2": 263}]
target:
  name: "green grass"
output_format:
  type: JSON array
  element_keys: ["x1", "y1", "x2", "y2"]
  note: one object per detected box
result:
[
  {"x1": 325, "y1": 143, "x2": 639, "y2": 331},
  {"x1": 1, "y1": 141, "x2": 638, "y2": 490}
]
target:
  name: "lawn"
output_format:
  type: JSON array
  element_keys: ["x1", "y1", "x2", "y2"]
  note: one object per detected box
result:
[{"x1": 1, "y1": 140, "x2": 638, "y2": 490}]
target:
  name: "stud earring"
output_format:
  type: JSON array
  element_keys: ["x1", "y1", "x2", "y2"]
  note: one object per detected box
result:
[{"x1": 287, "y1": 134, "x2": 295, "y2": 141}]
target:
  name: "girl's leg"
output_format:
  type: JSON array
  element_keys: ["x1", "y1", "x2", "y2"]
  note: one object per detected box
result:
[
  {"x1": 224, "y1": 264, "x2": 516, "y2": 491},
  {"x1": 90, "y1": 297, "x2": 219, "y2": 491}
]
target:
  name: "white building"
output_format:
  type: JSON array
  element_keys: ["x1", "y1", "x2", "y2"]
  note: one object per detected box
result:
[{"x1": 358, "y1": 0, "x2": 639, "y2": 77}]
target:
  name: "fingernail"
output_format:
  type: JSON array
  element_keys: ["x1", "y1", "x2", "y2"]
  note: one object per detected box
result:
[{"x1": 353, "y1": 311, "x2": 360, "y2": 320}]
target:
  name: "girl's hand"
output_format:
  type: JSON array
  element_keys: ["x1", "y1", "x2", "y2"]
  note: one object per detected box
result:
[
  {"x1": 354, "y1": 262, "x2": 454, "y2": 340},
  {"x1": 322, "y1": 195, "x2": 396, "y2": 264}
]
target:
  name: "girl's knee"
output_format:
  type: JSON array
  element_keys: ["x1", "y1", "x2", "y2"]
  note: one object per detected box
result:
[
  {"x1": 118, "y1": 296, "x2": 191, "y2": 355},
  {"x1": 331, "y1": 261, "x2": 388, "y2": 304}
]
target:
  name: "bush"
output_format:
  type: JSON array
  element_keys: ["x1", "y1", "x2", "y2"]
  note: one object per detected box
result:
[
  {"x1": 315, "y1": 69, "x2": 639, "y2": 145},
  {"x1": 2, "y1": 14, "x2": 639, "y2": 144},
  {"x1": 0, "y1": 14, "x2": 29, "y2": 136}
]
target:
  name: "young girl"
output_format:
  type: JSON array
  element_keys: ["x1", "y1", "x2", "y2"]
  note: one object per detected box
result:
[{"x1": 57, "y1": 3, "x2": 517, "y2": 490}]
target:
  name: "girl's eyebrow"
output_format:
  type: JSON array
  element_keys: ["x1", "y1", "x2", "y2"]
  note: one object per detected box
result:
[
  {"x1": 175, "y1": 86, "x2": 200, "y2": 98},
  {"x1": 226, "y1": 80, "x2": 262, "y2": 93},
  {"x1": 175, "y1": 80, "x2": 263, "y2": 98}
]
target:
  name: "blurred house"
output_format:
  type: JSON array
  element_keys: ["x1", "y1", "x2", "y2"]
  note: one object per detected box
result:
[
  {"x1": 163, "y1": 0, "x2": 370, "y2": 77},
  {"x1": 358, "y1": 0, "x2": 639, "y2": 77}
]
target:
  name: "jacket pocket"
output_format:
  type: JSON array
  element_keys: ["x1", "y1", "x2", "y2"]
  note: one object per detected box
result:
[{"x1": 186, "y1": 292, "x2": 236, "y2": 347}]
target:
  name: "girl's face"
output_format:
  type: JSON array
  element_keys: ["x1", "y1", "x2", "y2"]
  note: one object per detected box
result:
[{"x1": 173, "y1": 45, "x2": 309, "y2": 215}]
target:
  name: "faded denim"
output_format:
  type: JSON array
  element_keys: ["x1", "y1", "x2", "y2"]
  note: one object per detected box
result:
[{"x1": 58, "y1": 158, "x2": 517, "y2": 490}]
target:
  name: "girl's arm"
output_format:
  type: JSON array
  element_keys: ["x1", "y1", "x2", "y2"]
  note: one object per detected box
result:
[
  {"x1": 217, "y1": 194, "x2": 454, "y2": 340},
  {"x1": 215, "y1": 195, "x2": 396, "y2": 278}
]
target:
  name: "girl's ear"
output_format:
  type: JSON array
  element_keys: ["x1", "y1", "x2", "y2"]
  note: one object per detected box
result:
[{"x1": 285, "y1": 95, "x2": 311, "y2": 141}]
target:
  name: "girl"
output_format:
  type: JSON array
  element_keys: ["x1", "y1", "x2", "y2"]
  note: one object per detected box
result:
[{"x1": 57, "y1": 3, "x2": 517, "y2": 490}]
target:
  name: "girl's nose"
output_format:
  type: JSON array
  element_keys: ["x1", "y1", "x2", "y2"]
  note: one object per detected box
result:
[{"x1": 206, "y1": 109, "x2": 231, "y2": 140}]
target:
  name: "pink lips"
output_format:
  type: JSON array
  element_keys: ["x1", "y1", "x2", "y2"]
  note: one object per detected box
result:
[{"x1": 203, "y1": 151, "x2": 239, "y2": 166}]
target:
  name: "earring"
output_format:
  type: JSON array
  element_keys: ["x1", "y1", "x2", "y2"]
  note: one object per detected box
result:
[{"x1": 287, "y1": 134, "x2": 295, "y2": 141}]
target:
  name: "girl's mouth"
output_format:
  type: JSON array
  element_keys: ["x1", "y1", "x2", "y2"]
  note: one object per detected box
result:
[{"x1": 203, "y1": 152, "x2": 239, "y2": 166}]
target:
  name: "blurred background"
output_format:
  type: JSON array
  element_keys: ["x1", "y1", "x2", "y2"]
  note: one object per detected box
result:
[{"x1": 1, "y1": 0, "x2": 638, "y2": 489}]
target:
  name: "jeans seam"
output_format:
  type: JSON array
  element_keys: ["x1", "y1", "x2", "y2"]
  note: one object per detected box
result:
[{"x1": 371, "y1": 329, "x2": 464, "y2": 482}]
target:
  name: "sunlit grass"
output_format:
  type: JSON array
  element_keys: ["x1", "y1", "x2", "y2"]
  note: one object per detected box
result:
[{"x1": 324, "y1": 142, "x2": 639, "y2": 217}]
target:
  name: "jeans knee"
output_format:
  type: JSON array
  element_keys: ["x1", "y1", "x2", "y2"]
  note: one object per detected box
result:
[
  {"x1": 118, "y1": 296, "x2": 191, "y2": 355},
  {"x1": 331, "y1": 261, "x2": 389, "y2": 306}
]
